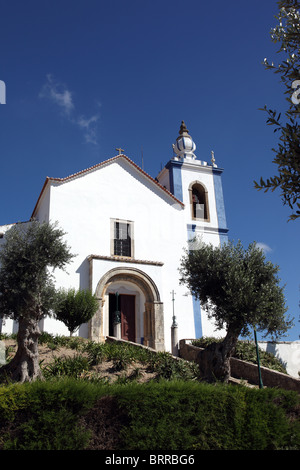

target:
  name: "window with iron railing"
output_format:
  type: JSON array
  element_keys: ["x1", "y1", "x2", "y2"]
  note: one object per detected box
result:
[{"x1": 111, "y1": 220, "x2": 134, "y2": 257}]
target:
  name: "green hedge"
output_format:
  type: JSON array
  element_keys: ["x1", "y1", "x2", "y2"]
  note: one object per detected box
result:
[
  {"x1": 116, "y1": 381, "x2": 300, "y2": 450},
  {"x1": 0, "y1": 379, "x2": 299, "y2": 450},
  {"x1": 0, "y1": 379, "x2": 101, "y2": 450}
]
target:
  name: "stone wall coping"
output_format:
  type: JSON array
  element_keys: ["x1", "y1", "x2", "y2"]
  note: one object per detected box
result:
[{"x1": 179, "y1": 339, "x2": 300, "y2": 393}]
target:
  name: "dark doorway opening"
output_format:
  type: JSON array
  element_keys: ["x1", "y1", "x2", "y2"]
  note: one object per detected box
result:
[
  {"x1": 109, "y1": 293, "x2": 136, "y2": 342},
  {"x1": 109, "y1": 293, "x2": 116, "y2": 337}
]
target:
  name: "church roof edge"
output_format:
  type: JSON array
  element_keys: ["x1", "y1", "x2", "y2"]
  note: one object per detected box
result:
[{"x1": 31, "y1": 154, "x2": 184, "y2": 219}]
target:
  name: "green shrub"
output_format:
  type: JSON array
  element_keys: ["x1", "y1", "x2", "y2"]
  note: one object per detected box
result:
[
  {"x1": 4, "y1": 408, "x2": 90, "y2": 450},
  {"x1": 147, "y1": 352, "x2": 199, "y2": 381},
  {"x1": 54, "y1": 288, "x2": 99, "y2": 336},
  {"x1": 0, "y1": 333, "x2": 17, "y2": 341},
  {"x1": 82, "y1": 340, "x2": 155, "y2": 368},
  {"x1": 39, "y1": 332, "x2": 86, "y2": 351},
  {"x1": 83, "y1": 341, "x2": 107, "y2": 365},
  {"x1": 39, "y1": 331, "x2": 58, "y2": 345},
  {"x1": 42, "y1": 355, "x2": 91, "y2": 379},
  {"x1": 115, "y1": 381, "x2": 300, "y2": 450},
  {"x1": 0, "y1": 379, "x2": 299, "y2": 450},
  {"x1": 0, "y1": 384, "x2": 28, "y2": 422},
  {"x1": 0, "y1": 379, "x2": 107, "y2": 450}
]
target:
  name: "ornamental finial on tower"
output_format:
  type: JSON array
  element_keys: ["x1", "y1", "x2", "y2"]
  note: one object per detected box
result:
[
  {"x1": 178, "y1": 120, "x2": 189, "y2": 137},
  {"x1": 172, "y1": 120, "x2": 196, "y2": 160},
  {"x1": 211, "y1": 150, "x2": 215, "y2": 165}
]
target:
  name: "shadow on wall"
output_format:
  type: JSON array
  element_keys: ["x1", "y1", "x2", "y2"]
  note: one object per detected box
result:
[
  {"x1": 76, "y1": 257, "x2": 91, "y2": 338},
  {"x1": 76, "y1": 258, "x2": 90, "y2": 290},
  {"x1": 266, "y1": 342, "x2": 288, "y2": 371}
]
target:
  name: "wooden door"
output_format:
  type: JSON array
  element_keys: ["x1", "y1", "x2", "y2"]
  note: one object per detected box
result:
[{"x1": 120, "y1": 294, "x2": 136, "y2": 342}]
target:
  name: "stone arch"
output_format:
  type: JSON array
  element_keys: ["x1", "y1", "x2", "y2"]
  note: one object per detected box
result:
[{"x1": 89, "y1": 267, "x2": 164, "y2": 351}]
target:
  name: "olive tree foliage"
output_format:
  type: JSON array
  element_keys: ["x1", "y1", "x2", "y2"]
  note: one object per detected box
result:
[
  {"x1": 0, "y1": 221, "x2": 74, "y2": 382},
  {"x1": 179, "y1": 239, "x2": 293, "y2": 383},
  {"x1": 255, "y1": 0, "x2": 300, "y2": 220},
  {"x1": 54, "y1": 288, "x2": 99, "y2": 336}
]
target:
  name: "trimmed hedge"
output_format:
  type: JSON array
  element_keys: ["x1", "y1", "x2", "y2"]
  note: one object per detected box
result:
[
  {"x1": 116, "y1": 381, "x2": 300, "y2": 450},
  {"x1": 0, "y1": 379, "x2": 99, "y2": 450},
  {"x1": 0, "y1": 379, "x2": 299, "y2": 450}
]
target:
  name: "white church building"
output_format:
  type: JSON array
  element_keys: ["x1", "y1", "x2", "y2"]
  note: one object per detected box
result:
[{"x1": 0, "y1": 121, "x2": 228, "y2": 352}]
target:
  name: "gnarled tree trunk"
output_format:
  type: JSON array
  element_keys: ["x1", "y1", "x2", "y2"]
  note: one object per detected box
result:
[
  {"x1": 0, "y1": 316, "x2": 43, "y2": 383},
  {"x1": 196, "y1": 327, "x2": 240, "y2": 383}
]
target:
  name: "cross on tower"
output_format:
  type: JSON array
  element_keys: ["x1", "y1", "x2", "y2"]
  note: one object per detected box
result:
[{"x1": 115, "y1": 147, "x2": 124, "y2": 155}]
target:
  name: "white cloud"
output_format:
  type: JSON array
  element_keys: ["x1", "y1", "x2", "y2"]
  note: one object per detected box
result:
[
  {"x1": 39, "y1": 74, "x2": 74, "y2": 115},
  {"x1": 77, "y1": 115, "x2": 99, "y2": 145},
  {"x1": 256, "y1": 242, "x2": 273, "y2": 254},
  {"x1": 39, "y1": 74, "x2": 99, "y2": 145}
]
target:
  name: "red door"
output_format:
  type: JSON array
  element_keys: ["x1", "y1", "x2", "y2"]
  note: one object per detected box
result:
[{"x1": 120, "y1": 295, "x2": 136, "y2": 342}]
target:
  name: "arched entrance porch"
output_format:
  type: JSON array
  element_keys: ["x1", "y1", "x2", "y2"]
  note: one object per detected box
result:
[{"x1": 89, "y1": 267, "x2": 165, "y2": 351}]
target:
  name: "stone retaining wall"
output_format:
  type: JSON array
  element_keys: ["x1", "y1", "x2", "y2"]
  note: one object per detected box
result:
[
  {"x1": 179, "y1": 339, "x2": 300, "y2": 393},
  {"x1": 106, "y1": 336, "x2": 300, "y2": 393}
]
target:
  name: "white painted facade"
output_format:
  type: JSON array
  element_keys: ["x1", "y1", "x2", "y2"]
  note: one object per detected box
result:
[
  {"x1": 0, "y1": 122, "x2": 229, "y2": 352},
  {"x1": 258, "y1": 341, "x2": 300, "y2": 379}
]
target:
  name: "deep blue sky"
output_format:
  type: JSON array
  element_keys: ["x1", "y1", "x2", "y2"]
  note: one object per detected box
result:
[{"x1": 0, "y1": 0, "x2": 299, "y2": 340}]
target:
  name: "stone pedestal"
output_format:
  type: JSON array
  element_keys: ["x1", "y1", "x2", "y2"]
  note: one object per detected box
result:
[
  {"x1": 113, "y1": 322, "x2": 121, "y2": 340},
  {"x1": 171, "y1": 325, "x2": 178, "y2": 356}
]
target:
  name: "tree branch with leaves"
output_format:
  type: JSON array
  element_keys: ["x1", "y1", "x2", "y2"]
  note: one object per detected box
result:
[{"x1": 255, "y1": 0, "x2": 300, "y2": 220}]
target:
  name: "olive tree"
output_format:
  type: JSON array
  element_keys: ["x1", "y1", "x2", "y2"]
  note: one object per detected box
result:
[
  {"x1": 0, "y1": 221, "x2": 74, "y2": 382},
  {"x1": 179, "y1": 239, "x2": 293, "y2": 383}
]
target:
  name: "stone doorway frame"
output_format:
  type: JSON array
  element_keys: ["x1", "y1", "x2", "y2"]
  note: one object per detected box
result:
[{"x1": 89, "y1": 267, "x2": 164, "y2": 351}]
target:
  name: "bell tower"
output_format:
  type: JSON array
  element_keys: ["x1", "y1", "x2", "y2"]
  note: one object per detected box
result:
[{"x1": 157, "y1": 120, "x2": 228, "y2": 246}]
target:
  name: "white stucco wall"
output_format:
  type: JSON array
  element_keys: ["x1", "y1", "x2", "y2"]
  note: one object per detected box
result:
[
  {"x1": 0, "y1": 155, "x2": 227, "y2": 351},
  {"x1": 258, "y1": 341, "x2": 300, "y2": 379},
  {"x1": 48, "y1": 160, "x2": 185, "y2": 261},
  {"x1": 36, "y1": 158, "x2": 195, "y2": 350}
]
